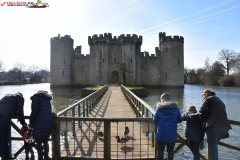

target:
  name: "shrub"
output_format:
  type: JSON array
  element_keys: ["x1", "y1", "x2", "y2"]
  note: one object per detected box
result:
[{"x1": 219, "y1": 76, "x2": 235, "y2": 87}]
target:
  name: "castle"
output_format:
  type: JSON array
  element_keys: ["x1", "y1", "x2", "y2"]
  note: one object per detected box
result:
[{"x1": 50, "y1": 32, "x2": 184, "y2": 88}]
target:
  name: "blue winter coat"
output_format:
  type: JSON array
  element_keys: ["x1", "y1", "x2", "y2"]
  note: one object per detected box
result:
[
  {"x1": 182, "y1": 112, "x2": 204, "y2": 142},
  {"x1": 153, "y1": 101, "x2": 182, "y2": 143},
  {"x1": 30, "y1": 91, "x2": 52, "y2": 140},
  {"x1": 0, "y1": 92, "x2": 25, "y2": 125}
]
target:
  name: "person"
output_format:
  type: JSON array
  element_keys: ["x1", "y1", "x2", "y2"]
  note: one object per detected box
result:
[
  {"x1": 199, "y1": 89, "x2": 232, "y2": 160},
  {"x1": 153, "y1": 92, "x2": 182, "y2": 160},
  {"x1": 30, "y1": 90, "x2": 52, "y2": 160},
  {"x1": 21, "y1": 124, "x2": 35, "y2": 160},
  {"x1": 0, "y1": 92, "x2": 26, "y2": 160},
  {"x1": 182, "y1": 106, "x2": 204, "y2": 160}
]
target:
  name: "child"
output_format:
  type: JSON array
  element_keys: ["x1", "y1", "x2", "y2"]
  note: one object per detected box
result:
[
  {"x1": 21, "y1": 124, "x2": 35, "y2": 160},
  {"x1": 182, "y1": 106, "x2": 204, "y2": 160},
  {"x1": 153, "y1": 92, "x2": 182, "y2": 160}
]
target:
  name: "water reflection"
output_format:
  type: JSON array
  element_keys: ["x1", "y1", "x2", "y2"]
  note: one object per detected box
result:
[{"x1": 50, "y1": 88, "x2": 82, "y2": 113}]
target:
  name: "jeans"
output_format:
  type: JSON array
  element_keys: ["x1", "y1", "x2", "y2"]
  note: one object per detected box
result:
[
  {"x1": 24, "y1": 141, "x2": 35, "y2": 160},
  {"x1": 206, "y1": 127, "x2": 228, "y2": 160},
  {"x1": 188, "y1": 140, "x2": 200, "y2": 160},
  {"x1": 157, "y1": 141, "x2": 175, "y2": 160},
  {"x1": 36, "y1": 138, "x2": 49, "y2": 160},
  {"x1": 0, "y1": 116, "x2": 10, "y2": 160}
]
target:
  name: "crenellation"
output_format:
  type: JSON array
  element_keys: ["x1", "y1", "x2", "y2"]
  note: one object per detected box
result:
[
  {"x1": 159, "y1": 32, "x2": 184, "y2": 43},
  {"x1": 51, "y1": 34, "x2": 73, "y2": 44},
  {"x1": 74, "y1": 46, "x2": 81, "y2": 54},
  {"x1": 51, "y1": 32, "x2": 184, "y2": 87}
]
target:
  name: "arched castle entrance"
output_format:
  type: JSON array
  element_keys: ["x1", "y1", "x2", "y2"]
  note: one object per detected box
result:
[{"x1": 111, "y1": 71, "x2": 119, "y2": 84}]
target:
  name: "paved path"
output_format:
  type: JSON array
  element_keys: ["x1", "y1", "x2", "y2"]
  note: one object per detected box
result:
[{"x1": 61, "y1": 85, "x2": 155, "y2": 159}]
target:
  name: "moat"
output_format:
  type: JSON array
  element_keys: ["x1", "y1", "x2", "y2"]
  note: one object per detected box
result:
[{"x1": 0, "y1": 83, "x2": 240, "y2": 159}]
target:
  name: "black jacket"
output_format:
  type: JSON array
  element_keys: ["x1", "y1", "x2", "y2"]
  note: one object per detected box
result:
[
  {"x1": 199, "y1": 95, "x2": 231, "y2": 129},
  {"x1": 0, "y1": 92, "x2": 25, "y2": 125},
  {"x1": 182, "y1": 112, "x2": 204, "y2": 142},
  {"x1": 30, "y1": 91, "x2": 52, "y2": 140}
]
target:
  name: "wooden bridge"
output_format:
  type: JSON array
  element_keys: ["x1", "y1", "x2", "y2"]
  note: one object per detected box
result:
[{"x1": 9, "y1": 84, "x2": 240, "y2": 160}]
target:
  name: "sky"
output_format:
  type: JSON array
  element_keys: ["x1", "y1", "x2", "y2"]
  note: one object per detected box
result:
[{"x1": 0, "y1": 0, "x2": 240, "y2": 71}]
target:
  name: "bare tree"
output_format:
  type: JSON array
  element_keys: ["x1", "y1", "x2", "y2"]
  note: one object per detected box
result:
[
  {"x1": 7, "y1": 62, "x2": 28, "y2": 82},
  {"x1": 39, "y1": 67, "x2": 50, "y2": 82},
  {"x1": 218, "y1": 49, "x2": 237, "y2": 75},
  {"x1": 0, "y1": 60, "x2": 5, "y2": 72},
  {"x1": 0, "y1": 60, "x2": 6, "y2": 80},
  {"x1": 204, "y1": 57, "x2": 211, "y2": 72},
  {"x1": 233, "y1": 53, "x2": 240, "y2": 73},
  {"x1": 28, "y1": 65, "x2": 39, "y2": 76}
]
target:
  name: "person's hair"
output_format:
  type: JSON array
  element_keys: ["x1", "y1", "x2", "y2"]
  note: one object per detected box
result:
[
  {"x1": 188, "y1": 106, "x2": 197, "y2": 113},
  {"x1": 160, "y1": 93, "x2": 171, "y2": 101},
  {"x1": 202, "y1": 89, "x2": 216, "y2": 96}
]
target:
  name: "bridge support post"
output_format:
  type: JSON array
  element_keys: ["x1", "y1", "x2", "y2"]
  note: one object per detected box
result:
[
  {"x1": 52, "y1": 112, "x2": 60, "y2": 159},
  {"x1": 104, "y1": 120, "x2": 111, "y2": 159}
]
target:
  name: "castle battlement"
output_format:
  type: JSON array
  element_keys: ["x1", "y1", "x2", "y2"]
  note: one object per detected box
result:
[
  {"x1": 74, "y1": 46, "x2": 81, "y2": 54},
  {"x1": 159, "y1": 32, "x2": 184, "y2": 42},
  {"x1": 141, "y1": 51, "x2": 156, "y2": 58},
  {"x1": 88, "y1": 33, "x2": 142, "y2": 45},
  {"x1": 51, "y1": 34, "x2": 74, "y2": 44}
]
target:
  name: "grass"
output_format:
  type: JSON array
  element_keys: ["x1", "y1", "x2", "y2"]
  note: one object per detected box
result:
[
  {"x1": 83, "y1": 85, "x2": 104, "y2": 90},
  {"x1": 125, "y1": 86, "x2": 146, "y2": 90}
]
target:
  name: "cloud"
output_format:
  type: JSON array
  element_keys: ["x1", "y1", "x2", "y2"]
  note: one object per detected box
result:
[{"x1": 135, "y1": 0, "x2": 234, "y2": 34}]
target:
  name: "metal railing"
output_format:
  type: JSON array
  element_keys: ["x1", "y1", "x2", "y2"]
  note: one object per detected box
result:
[
  {"x1": 57, "y1": 85, "x2": 108, "y2": 117},
  {"x1": 51, "y1": 116, "x2": 156, "y2": 160}
]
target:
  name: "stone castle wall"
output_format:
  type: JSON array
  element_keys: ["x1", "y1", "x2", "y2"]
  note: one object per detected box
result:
[{"x1": 50, "y1": 32, "x2": 184, "y2": 88}]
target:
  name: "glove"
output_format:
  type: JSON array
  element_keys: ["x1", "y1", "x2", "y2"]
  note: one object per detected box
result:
[{"x1": 20, "y1": 123, "x2": 28, "y2": 139}]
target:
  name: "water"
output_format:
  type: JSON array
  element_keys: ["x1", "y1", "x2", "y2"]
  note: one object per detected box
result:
[{"x1": 0, "y1": 83, "x2": 240, "y2": 159}]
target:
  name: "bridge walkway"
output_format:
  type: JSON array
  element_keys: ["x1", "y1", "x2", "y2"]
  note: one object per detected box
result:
[{"x1": 61, "y1": 85, "x2": 155, "y2": 159}]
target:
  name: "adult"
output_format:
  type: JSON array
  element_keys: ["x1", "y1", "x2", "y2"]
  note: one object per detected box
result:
[
  {"x1": 30, "y1": 90, "x2": 52, "y2": 160},
  {"x1": 0, "y1": 92, "x2": 26, "y2": 160},
  {"x1": 199, "y1": 89, "x2": 231, "y2": 160},
  {"x1": 153, "y1": 92, "x2": 182, "y2": 160}
]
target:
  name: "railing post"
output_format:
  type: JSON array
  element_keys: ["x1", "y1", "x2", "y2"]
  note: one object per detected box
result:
[
  {"x1": 9, "y1": 124, "x2": 12, "y2": 158},
  {"x1": 83, "y1": 101, "x2": 85, "y2": 117},
  {"x1": 72, "y1": 107, "x2": 75, "y2": 137},
  {"x1": 86, "y1": 99, "x2": 89, "y2": 117},
  {"x1": 64, "y1": 113, "x2": 68, "y2": 151},
  {"x1": 52, "y1": 112, "x2": 60, "y2": 159},
  {"x1": 78, "y1": 104, "x2": 81, "y2": 128},
  {"x1": 104, "y1": 120, "x2": 111, "y2": 159}
]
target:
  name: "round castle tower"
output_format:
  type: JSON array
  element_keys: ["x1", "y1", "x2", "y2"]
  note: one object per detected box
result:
[
  {"x1": 159, "y1": 32, "x2": 184, "y2": 87},
  {"x1": 50, "y1": 34, "x2": 74, "y2": 87}
]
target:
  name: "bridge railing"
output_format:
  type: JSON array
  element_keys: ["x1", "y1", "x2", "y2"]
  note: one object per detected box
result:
[
  {"x1": 57, "y1": 84, "x2": 108, "y2": 117},
  {"x1": 120, "y1": 84, "x2": 240, "y2": 160}
]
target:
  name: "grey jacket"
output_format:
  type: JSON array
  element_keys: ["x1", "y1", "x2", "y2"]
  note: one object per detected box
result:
[{"x1": 199, "y1": 95, "x2": 231, "y2": 129}]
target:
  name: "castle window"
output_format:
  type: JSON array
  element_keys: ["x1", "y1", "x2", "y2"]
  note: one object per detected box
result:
[
  {"x1": 165, "y1": 72, "x2": 167, "y2": 78},
  {"x1": 114, "y1": 58, "x2": 116, "y2": 64},
  {"x1": 82, "y1": 66, "x2": 83, "y2": 69},
  {"x1": 131, "y1": 59, "x2": 132, "y2": 63},
  {"x1": 103, "y1": 59, "x2": 104, "y2": 62},
  {"x1": 62, "y1": 70, "x2": 64, "y2": 76},
  {"x1": 64, "y1": 58, "x2": 65, "y2": 64},
  {"x1": 166, "y1": 48, "x2": 168, "y2": 52},
  {"x1": 178, "y1": 60, "x2": 179, "y2": 66}
]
